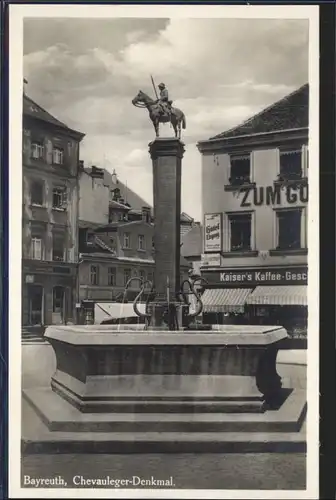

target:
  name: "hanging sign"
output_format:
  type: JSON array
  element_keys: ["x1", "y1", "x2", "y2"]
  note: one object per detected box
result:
[{"x1": 204, "y1": 213, "x2": 222, "y2": 253}]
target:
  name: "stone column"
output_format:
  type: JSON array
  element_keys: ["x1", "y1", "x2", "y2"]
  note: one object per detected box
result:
[{"x1": 148, "y1": 138, "x2": 185, "y2": 329}]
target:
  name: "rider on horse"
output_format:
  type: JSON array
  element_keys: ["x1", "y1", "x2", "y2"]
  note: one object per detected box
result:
[{"x1": 157, "y1": 83, "x2": 172, "y2": 117}]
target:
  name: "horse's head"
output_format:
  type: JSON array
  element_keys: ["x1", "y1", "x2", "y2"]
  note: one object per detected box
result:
[
  {"x1": 132, "y1": 90, "x2": 154, "y2": 108},
  {"x1": 132, "y1": 90, "x2": 145, "y2": 106}
]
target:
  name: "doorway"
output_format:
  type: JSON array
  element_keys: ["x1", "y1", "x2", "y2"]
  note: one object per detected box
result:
[
  {"x1": 28, "y1": 284, "x2": 44, "y2": 325},
  {"x1": 52, "y1": 286, "x2": 66, "y2": 324}
]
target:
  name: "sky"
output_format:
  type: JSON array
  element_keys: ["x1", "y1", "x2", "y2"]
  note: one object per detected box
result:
[{"x1": 23, "y1": 16, "x2": 309, "y2": 220}]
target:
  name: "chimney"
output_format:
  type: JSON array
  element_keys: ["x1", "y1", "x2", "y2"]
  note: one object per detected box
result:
[
  {"x1": 90, "y1": 165, "x2": 105, "y2": 179},
  {"x1": 142, "y1": 206, "x2": 151, "y2": 223},
  {"x1": 111, "y1": 169, "x2": 118, "y2": 185}
]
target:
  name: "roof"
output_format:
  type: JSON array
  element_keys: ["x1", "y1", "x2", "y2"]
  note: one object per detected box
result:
[
  {"x1": 180, "y1": 212, "x2": 194, "y2": 223},
  {"x1": 210, "y1": 83, "x2": 308, "y2": 140},
  {"x1": 109, "y1": 200, "x2": 131, "y2": 210},
  {"x1": 95, "y1": 220, "x2": 153, "y2": 232},
  {"x1": 78, "y1": 220, "x2": 102, "y2": 229},
  {"x1": 23, "y1": 93, "x2": 85, "y2": 138},
  {"x1": 100, "y1": 168, "x2": 195, "y2": 223},
  {"x1": 181, "y1": 224, "x2": 202, "y2": 258}
]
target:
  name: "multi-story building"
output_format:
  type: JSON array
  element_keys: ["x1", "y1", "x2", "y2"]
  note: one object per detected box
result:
[
  {"x1": 78, "y1": 208, "x2": 191, "y2": 305},
  {"x1": 77, "y1": 165, "x2": 194, "y2": 321},
  {"x1": 22, "y1": 92, "x2": 85, "y2": 327},
  {"x1": 197, "y1": 84, "x2": 308, "y2": 335}
]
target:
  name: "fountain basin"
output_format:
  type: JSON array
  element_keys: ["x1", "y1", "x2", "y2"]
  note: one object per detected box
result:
[
  {"x1": 38, "y1": 325, "x2": 286, "y2": 413},
  {"x1": 22, "y1": 324, "x2": 307, "y2": 453}
]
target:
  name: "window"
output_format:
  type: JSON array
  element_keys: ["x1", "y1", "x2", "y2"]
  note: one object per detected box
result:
[
  {"x1": 30, "y1": 237, "x2": 42, "y2": 260},
  {"x1": 124, "y1": 268, "x2": 131, "y2": 286},
  {"x1": 229, "y1": 213, "x2": 252, "y2": 252},
  {"x1": 276, "y1": 209, "x2": 302, "y2": 250},
  {"x1": 229, "y1": 154, "x2": 251, "y2": 186},
  {"x1": 123, "y1": 232, "x2": 130, "y2": 248},
  {"x1": 138, "y1": 234, "x2": 145, "y2": 250},
  {"x1": 52, "y1": 234, "x2": 65, "y2": 262},
  {"x1": 53, "y1": 286, "x2": 65, "y2": 314},
  {"x1": 111, "y1": 188, "x2": 121, "y2": 201},
  {"x1": 139, "y1": 270, "x2": 145, "y2": 282},
  {"x1": 31, "y1": 142, "x2": 44, "y2": 160},
  {"x1": 147, "y1": 272, "x2": 154, "y2": 286},
  {"x1": 31, "y1": 180, "x2": 44, "y2": 206},
  {"x1": 52, "y1": 147, "x2": 64, "y2": 165},
  {"x1": 52, "y1": 187, "x2": 67, "y2": 209},
  {"x1": 108, "y1": 267, "x2": 116, "y2": 286},
  {"x1": 279, "y1": 149, "x2": 302, "y2": 181},
  {"x1": 90, "y1": 265, "x2": 99, "y2": 285}
]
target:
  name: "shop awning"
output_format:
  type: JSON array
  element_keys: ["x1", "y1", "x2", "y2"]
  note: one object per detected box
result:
[
  {"x1": 202, "y1": 288, "x2": 253, "y2": 313},
  {"x1": 94, "y1": 302, "x2": 146, "y2": 324},
  {"x1": 246, "y1": 285, "x2": 307, "y2": 306}
]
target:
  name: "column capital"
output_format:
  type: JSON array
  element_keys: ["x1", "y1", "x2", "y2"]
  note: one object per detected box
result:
[{"x1": 149, "y1": 138, "x2": 185, "y2": 160}]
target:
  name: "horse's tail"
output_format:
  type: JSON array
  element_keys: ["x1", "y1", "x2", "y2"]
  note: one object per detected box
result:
[{"x1": 182, "y1": 113, "x2": 186, "y2": 129}]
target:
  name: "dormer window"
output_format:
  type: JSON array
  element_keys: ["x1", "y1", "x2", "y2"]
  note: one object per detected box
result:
[
  {"x1": 111, "y1": 188, "x2": 121, "y2": 201},
  {"x1": 229, "y1": 154, "x2": 251, "y2": 186}
]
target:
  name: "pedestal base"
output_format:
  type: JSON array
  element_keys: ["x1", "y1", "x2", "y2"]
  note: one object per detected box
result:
[{"x1": 22, "y1": 388, "x2": 306, "y2": 454}]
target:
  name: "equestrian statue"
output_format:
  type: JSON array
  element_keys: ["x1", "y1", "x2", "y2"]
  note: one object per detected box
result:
[{"x1": 132, "y1": 76, "x2": 186, "y2": 139}]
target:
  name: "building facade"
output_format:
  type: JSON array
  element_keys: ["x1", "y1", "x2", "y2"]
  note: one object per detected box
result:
[
  {"x1": 77, "y1": 165, "x2": 194, "y2": 321},
  {"x1": 197, "y1": 84, "x2": 308, "y2": 335},
  {"x1": 22, "y1": 93, "x2": 84, "y2": 327}
]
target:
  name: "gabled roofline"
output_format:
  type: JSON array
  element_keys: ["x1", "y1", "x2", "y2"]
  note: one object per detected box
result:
[
  {"x1": 210, "y1": 83, "x2": 308, "y2": 141},
  {"x1": 197, "y1": 127, "x2": 308, "y2": 153},
  {"x1": 23, "y1": 94, "x2": 85, "y2": 140}
]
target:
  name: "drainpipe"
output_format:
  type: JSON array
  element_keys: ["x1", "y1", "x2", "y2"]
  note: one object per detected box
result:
[{"x1": 76, "y1": 257, "x2": 84, "y2": 324}]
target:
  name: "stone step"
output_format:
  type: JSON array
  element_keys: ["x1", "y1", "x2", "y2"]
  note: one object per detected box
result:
[
  {"x1": 71, "y1": 399, "x2": 264, "y2": 414},
  {"x1": 23, "y1": 387, "x2": 306, "y2": 434},
  {"x1": 22, "y1": 398, "x2": 306, "y2": 455}
]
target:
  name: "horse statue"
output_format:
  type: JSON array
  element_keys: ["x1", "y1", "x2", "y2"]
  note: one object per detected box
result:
[{"x1": 132, "y1": 90, "x2": 186, "y2": 139}]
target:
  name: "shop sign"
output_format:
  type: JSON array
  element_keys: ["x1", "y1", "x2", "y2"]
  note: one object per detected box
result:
[
  {"x1": 204, "y1": 213, "x2": 222, "y2": 252},
  {"x1": 25, "y1": 275, "x2": 34, "y2": 283},
  {"x1": 239, "y1": 183, "x2": 308, "y2": 208},
  {"x1": 202, "y1": 266, "x2": 308, "y2": 286},
  {"x1": 201, "y1": 253, "x2": 221, "y2": 267}
]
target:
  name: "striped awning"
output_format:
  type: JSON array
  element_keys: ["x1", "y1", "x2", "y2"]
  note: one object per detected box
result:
[
  {"x1": 202, "y1": 288, "x2": 253, "y2": 313},
  {"x1": 246, "y1": 285, "x2": 307, "y2": 306}
]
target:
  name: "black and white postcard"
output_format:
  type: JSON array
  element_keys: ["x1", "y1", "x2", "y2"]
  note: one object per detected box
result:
[{"x1": 8, "y1": 3, "x2": 319, "y2": 498}]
